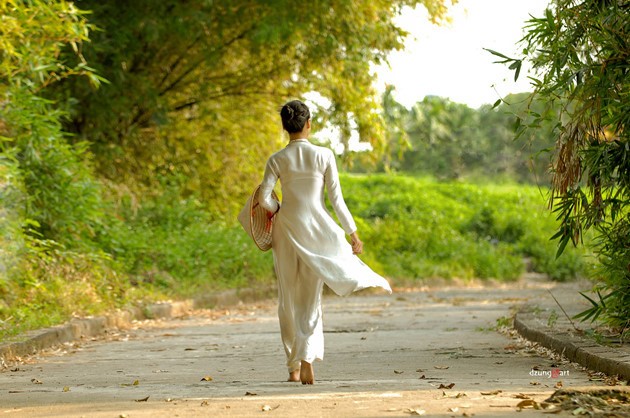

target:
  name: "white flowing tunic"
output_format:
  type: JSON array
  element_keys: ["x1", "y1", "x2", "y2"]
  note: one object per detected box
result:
[{"x1": 259, "y1": 139, "x2": 392, "y2": 371}]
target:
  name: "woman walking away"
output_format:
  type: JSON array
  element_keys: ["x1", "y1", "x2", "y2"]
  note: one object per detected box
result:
[{"x1": 259, "y1": 100, "x2": 392, "y2": 385}]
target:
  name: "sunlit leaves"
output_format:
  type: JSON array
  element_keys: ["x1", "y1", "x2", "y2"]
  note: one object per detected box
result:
[
  {"x1": 51, "y1": 0, "x2": 454, "y2": 215},
  {"x1": 0, "y1": 0, "x2": 95, "y2": 91}
]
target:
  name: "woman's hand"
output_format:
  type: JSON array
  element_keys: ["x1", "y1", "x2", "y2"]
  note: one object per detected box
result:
[
  {"x1": 350, "y1": 232, "x2": 363, "y2": 255},
  {"x1": 267, "y1": 202, "x2": 281, "y2": 219}
]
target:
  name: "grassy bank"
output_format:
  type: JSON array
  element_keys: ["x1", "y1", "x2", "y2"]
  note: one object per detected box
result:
[
  {"x1": 342, "y1": 174, "x2": 591, "y2": 282},
  {"x1": 0, "y1": 174, "x2": 591, "y2": 340}
]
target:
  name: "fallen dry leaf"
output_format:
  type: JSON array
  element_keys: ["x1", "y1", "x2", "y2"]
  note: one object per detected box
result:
[
  {"x1": 442, "y1": 391, "x2": 467, "y2": 399},
  {"x1": 200, "y1": 376, "x2": 213, "y2": 382},
  {"x1": 434, "y1": 365, "x2": 449, "y2": 370},
  {"x1": 416, "y1": 369, "x2": 425, "y2": 372},
  {"x1": 245, "y1": 391, "x2": 257, "y2": 396},
  {"x1": 418, "y1": 374, "x2": 426, "y2": 379},
  {"x1": 404, "y1": 408, "x2": 426, "y2": 415},
  {"x1": 261, "y1": 404, "x2": 279, "y2": 412},
  {"x1": 554, "y1": 381, "x2": 563, "y2": 388},
  {"x1": 62, "y1": 386, "x2": 70, "y2": 392},
  {"x1": 132, "y1": 380, "x2": 139, "y2": 386},
  {"x1": 201, "y1": 400, "x2": 209, "y2": 406},
  {"x1": 516, "y1": 399, "x2": 537, "y2": 409},
  {"x1": 529, "y1": 380, "x2": 541, "y2": 386},
  {"x1": 31, "y1": 378, "x2": 42, "y2": 384},
  {"x1": 135, "y1": 396, "x2": 150, "y2": 402},
  {"x1": 514, "y1": 393, "x2": 531, "y2": 399},
  {"x1": 438, "y1": 383, "x2": 455, "y2": 389},
  {"x1": 394, "y1": 370, "x2": 404, "y2": 374},
  {"x1": 448, "y1": 407, "x2": 459, "y2": 413},
  {"x1": 481, "y1": 390, "x2": 502, "y2": 396}
]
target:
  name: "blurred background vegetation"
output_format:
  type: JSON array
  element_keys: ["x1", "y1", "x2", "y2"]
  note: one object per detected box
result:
[{"x1": 0, "y1": 0, "x2": 627, "y2": 338}]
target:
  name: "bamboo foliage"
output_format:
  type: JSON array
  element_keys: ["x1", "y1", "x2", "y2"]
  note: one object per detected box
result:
[{"x1": 501, "y1": 0, "x2": 630, "y2": 332}]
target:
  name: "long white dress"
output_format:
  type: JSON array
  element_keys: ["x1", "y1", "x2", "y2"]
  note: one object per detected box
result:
[{"x1": 258, "y1": 139, "x2": 392, "y2": 372}]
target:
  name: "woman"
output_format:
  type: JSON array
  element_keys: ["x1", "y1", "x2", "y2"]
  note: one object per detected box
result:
[{"x1": 259, "y1": 100, "x2": 392, "y2": 385}]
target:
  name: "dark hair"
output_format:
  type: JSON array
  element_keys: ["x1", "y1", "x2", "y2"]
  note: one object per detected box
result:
[{"x1": 280, "y1": 100, "x2": 311, "y2": 133}]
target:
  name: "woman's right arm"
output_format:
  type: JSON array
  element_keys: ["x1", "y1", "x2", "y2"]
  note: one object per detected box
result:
[
  {"x1": 349, "y1": 231, "x2": 363, "y2": 255},
  {"x1": 259, "y1": 159, "x2": 279, "y2": 213}
]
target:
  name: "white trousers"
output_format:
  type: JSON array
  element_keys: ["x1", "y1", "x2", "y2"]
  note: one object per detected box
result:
[{"x1": 273, "y1": 235, "x2": 325, "y2": 373}]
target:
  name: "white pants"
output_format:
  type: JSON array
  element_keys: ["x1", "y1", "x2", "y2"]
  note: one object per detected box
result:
[{"x1": 273, "y1": 235, "x2": 325, "y2": 373}]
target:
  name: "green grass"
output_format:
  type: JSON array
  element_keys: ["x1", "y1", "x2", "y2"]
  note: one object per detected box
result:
[{"x1": 341, "y1": 174, "x2": 591, "y2": 282}]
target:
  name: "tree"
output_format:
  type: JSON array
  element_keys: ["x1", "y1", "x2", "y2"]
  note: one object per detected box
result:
[
  {"x1": 52, "y1": 0, "x2": 453, "y2": 217},
  {"x1": 498, "y1": 0, "x2": 630, "y2": 332},
  {"x1": 374, "y1": 92, "x2": 556, "y2": 182}
]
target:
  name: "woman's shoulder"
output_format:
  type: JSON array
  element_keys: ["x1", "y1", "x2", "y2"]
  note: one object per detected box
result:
[{"x1": 307, "y1": 143, "x2": 335, "y2": 158}]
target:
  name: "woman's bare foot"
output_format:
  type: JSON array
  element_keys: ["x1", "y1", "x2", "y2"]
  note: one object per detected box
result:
[
  {"x1": 288, "y1": 369, "x2": 300, "y2": 382},
  {"x1": 300, "y1": 360, "x2": 314, "y2": 385}
]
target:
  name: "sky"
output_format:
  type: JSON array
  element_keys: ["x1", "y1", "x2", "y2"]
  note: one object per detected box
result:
[{"x1": 375, "y1": 0, "x2": 551, "y2": 109}]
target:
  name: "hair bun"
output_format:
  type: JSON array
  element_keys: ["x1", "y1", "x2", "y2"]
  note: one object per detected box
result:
[{"x1": 280, "y1": 100, "x2": 311, "y2": 134}]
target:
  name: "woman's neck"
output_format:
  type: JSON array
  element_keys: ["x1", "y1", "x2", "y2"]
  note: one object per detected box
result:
[{"x1": 289, "y1": 134, "x2": 308, "y2": 141}]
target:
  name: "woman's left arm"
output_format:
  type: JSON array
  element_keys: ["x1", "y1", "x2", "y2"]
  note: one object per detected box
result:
[
  {"x1": 259, "y1": 159, "x2": 280, "y2": 214},
  {"x1": 324, "y1": 150, "x2": 357, "y2": 235}
]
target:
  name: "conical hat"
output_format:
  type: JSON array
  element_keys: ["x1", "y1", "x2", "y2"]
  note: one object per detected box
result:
[{"x1": 237, "y1": 185, "x2": 279, "y2": 251}]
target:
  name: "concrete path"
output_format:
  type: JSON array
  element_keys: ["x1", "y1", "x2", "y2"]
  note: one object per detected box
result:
[{"x1": 0, "y1": 280, "x2": 609, "y2": 417}]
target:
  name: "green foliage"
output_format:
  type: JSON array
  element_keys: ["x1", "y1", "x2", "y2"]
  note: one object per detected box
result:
[
  {"x1": 49, "y1": 0, "x2": 452, "y2": 217},
  {"x1": 3, "y1": 90, "x2": 104, "y2": 244},
  {"x1": 504, "y1": 0, "x2": 630, "y2": 331},
  {"x1": 342, "y1": 174, "x2": 589, "y2": 282},
  {"x1": 97, "y1": 181, "x2": 276, "y2": 295},
  {"x1": 0, "y1": 241, "x2": 132, "y2": 339},
  {"x1": 0, "y1": 0, "x2": 123, "y2": 338},
  {"x1": 0, "y1": 0, "x2": 104, "y2": 246},
  {"x1": 369, "y1": 90, "x2": 558, "y2": 183}
]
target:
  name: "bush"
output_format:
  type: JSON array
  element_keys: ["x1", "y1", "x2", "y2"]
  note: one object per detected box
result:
[
  {"x1": 341, "y1": 174, "x2": 590, "y2": 282},
  {"x1": 97, "y1": 180, "x2": 276, "y2": 296}
]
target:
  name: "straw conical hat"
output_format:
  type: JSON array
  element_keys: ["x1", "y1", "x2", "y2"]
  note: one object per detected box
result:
[{"x1": 238, "y1": 185, "x2": 279, "y2": 251}]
